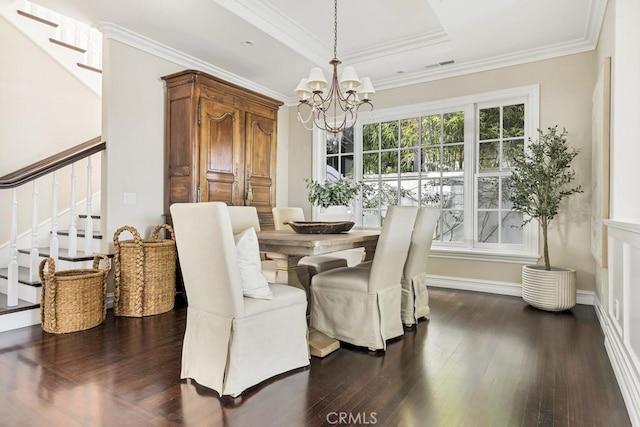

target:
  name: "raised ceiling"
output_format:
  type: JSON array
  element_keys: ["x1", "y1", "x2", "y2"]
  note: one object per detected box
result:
[{"x1": 26, "y1": 0, "x2": 608, "y2": 104}]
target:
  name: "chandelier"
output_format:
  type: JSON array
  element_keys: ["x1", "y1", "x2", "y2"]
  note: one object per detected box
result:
[{"x1": 294, "y1": 0, "x2": 375, "y2": 134}]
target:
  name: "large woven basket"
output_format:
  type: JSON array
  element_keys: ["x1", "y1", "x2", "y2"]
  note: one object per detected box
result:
[
  {"x1": 39, "y1": 255, "x2": 110, "y2": 334},
  {"x1": 113, "y1": 224, "x2": 176, "y2": 317}
]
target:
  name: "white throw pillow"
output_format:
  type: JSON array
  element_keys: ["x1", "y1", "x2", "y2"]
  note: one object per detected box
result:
[{"x1": 234, "y1": 227, "x2": 273, "y2": 300}]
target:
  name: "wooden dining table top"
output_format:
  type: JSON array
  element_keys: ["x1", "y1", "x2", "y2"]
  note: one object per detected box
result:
[{"x1": 256, "y1": 228, "x2": 380, "y2": 257}]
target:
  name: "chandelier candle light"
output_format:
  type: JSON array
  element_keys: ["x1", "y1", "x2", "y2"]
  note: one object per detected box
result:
[{"x1": 295, "y1": 0, "x2": 375, "y2": 133}]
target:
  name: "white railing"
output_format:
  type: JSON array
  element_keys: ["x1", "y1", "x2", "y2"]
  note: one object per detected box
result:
[
  {"x1": 1, "y1": 138, "x2": 104, "y2": 307},
  {"x1": 2, "y1": 0, "x2": 103, "y2": 95},
  {"x1": 7, "y1": 190, "x2": 18, "y2": 306},
  {"x1": 20, "y1": 0, "x2": 103, "y2": 71}
]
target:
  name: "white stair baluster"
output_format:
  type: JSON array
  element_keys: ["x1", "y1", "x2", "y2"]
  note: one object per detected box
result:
[
  {"x1": 85, "y1": 28, "x2": 93, "y2": 68},
  {"x1": 50, "y1": 171, "x2": 59, "y2": 262},
  {"x1": 29, "y1": 181, "x2": 39, "y2": 283},
  {"x1": 7, "y1": 189, "x2": 19, "y2": 306},
  {"x1": 84, "y1": 157, "x2": 93, "y2": 255},
  {"x1": 68, "y1": 163, "x2": 78, "y2": 257}
]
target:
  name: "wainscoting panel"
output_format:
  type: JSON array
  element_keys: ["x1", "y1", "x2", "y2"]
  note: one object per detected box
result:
[{"x1": 602, "y1": 219, "x2": 640, "y2": 425}]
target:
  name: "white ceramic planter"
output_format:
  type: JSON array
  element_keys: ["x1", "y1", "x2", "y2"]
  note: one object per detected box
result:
[
  {"x1": 521, "y1": 265, "x2": 577, "y2": 311},
  {"x1": 317, "y1": 205, "x2": 353, "y2": 222}
]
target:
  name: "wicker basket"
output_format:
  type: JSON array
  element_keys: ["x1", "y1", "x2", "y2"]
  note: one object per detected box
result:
[
  {"x1": 39, "y1": 255, "x2": 110, "y2": 334},
  {"x1": 113, "y1": 224, "x2": 176, "y2": 317}
]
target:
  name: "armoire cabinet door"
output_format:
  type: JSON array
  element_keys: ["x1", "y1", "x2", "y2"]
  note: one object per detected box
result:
[
  {"x1": 199, "y1": 98, "x2": 244, "y2": 205},
  {"x1": 245, "y1": 112, "x2": 276, "y2": 213},
  {"x1": 163, "y1": 70, "x2": 282, "y2": 228}
]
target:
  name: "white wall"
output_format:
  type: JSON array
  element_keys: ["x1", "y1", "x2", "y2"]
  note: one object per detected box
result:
[
  {"x1": 610, "y1": 0, "x2": 640, "y2": 218},
  {"x1": 100, "y1": 39, "x2": 182, "y2": 250},
  {"x1": 597, "y1": 1, "x2": 640, "y2": 422},
  {"x1": 594, "y1": 0, "x2": 615, "y2": 310},
  {"x1": 0, "y1": 16, "x2": 101, "y2": 245}
]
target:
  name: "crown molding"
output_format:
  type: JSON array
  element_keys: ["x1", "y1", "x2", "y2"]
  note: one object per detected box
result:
[
  {"x1": 95, "y1": 22, "x2": 288, "y2": 103},
  {"x1": 343, "y1": 29, "x2": 450, "y2": 64},
  {"x1": 96, "y1": 0, "x2": 608, "y2": 109},
  {"x1": 213, "y1": 0, "x2": 451, "y2": 69},
  {"x1": 374, "y1": 37, "x2": 596, "y2": 92},
  {"x1": 277, "y1": 34, "x2": 596, "y2": 107},
  {"x1": 211, "y1": 0, "x2": 330, "y2": 66},
  {"x1": 585, "y1": 0, "x2": 609, "y2": 42}
]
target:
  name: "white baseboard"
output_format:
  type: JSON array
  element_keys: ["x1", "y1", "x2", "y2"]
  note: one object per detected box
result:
[
  {"x1": 426, "y1": 274, "x2": 595, "y2": 305},
  {"x1": 0, "y1": 308, "x2": 40, "y2": 333},
  {"x1": 0, "y1": 292, "x2": 114, "y2": 334},
  {"x1": 594, "y1": 297, "x2": 640, "y2": 426}
]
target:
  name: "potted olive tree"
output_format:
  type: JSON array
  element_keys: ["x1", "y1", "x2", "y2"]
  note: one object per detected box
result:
[
  {"x1": 508, "y1": 126, "x2": 583, "y2": 311},
  {"x1": 305, "y1": 178, "x2": 362, "y2": 222}
]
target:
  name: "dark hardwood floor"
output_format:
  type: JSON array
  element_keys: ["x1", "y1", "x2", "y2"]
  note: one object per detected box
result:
[{"x1": 0, "y1": 288, "x2": 631, "y2": 426}]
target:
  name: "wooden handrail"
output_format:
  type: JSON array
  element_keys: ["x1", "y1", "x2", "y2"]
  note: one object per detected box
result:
[{"x1": 0, "y1": 136, "x2": 105, "y2": 189}]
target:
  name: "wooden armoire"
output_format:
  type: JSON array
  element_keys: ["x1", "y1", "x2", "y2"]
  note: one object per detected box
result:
[{"x1": 162, "y1": 70, "x2": 283, "y2": 229}]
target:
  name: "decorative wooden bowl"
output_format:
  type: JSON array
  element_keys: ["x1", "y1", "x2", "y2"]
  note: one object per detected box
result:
[{"x1": 285, "y1": 221, "x2": 355, "y2": 234}]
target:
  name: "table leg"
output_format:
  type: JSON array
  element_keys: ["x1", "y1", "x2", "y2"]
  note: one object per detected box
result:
[
  {"x1": 309, "y1": 328, "x2": 340, "y2": 358},
  {"x1": 273, "y1": 255, "x2": 305, "y2": 291},
  {"x1": 362, "y1": 241, "x2": 377, "y2": 261}
]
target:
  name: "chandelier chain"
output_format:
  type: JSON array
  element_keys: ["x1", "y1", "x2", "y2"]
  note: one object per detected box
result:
[{"x1": 333, "y1": 0, "x2": 338, "y2": 60}]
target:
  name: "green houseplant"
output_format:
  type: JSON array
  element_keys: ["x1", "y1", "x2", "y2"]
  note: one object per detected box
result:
[
  {"x1": 508, "y1": 126, "x2": 583, "y2": 310},
  {"x1": 305, "y1": 178, "x2": 362, "y2": 222},
  {"x1": 305, "y1": 178, "x2": 362, "y2": 209}
]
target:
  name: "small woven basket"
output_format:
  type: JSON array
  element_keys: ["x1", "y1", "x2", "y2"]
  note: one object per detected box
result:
[
  {"x1": 113, "y1": 224, "x2": 176, "y2": 317},
  {"x1": 39, "y1": 255, "x2": 110, "y2": 334}
]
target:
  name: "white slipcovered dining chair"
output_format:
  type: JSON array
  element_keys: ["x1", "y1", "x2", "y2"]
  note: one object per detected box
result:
[
  {"x1": 400, "y1": 207, "x2": 439, "y2": 326},
  {"x1": 310, "y1": 206, "x2": 418, "y2": 351},
  {"x1": 226, "y1": 205, "x2": 278, "y2": 283},
  {"x1": 272, "y1": 207, "x2": 365, "y2": 288},
  {"x1": 170, "y1": 202, "x2": 310, "y2": 397},
  {"x1": 354, "y1": 207, "x2": 439, "y2": 326}
]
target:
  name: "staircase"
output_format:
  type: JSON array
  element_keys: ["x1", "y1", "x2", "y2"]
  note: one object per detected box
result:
[
  {"x1": 0, "y1": 139, "x2": 106, "y2": 332},
  {"x1": 0, "y1": 214, "x2": 103, "y2": 332},
  {"x1": 0, "y1": 1, "x2": 105, "y2": 332},
  {"x1": 1, "y1": 0, "x2": 102, "y2": 96}
]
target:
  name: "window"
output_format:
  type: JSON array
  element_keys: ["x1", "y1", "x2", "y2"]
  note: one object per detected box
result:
[
  {"x1": 360, "y1": 113, "x2": 466, "y2": 237},
  {"x1": 325, "y1": 128, "x2": 354, "y2": 180},
  {"x1": 313, "y1": 85, "x2": 540, "y2": 262},
  {"x1": 476, "y1": 103, "x2": 525, "y2": 245}
]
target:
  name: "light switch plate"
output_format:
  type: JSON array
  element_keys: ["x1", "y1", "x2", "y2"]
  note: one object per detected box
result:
[{"x1": 124, "y1": 192, "x2": 136, "y2": 205}]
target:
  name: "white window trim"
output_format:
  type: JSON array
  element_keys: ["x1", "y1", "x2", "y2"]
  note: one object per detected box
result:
[{"x1": 312, "y1": 85, "x2": 540, "y2": 264}]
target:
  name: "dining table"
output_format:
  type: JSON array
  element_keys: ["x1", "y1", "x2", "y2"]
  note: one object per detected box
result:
[
  {"x1": 256, "y1": 227, "x2": 381, "y2": 357},
  {"x1": 256, "y1": 227, "x2": 380, "y2": 288}
]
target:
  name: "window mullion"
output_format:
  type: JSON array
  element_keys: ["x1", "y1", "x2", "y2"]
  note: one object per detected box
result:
[
  {"x1": 464, "y1": 104, "x2": 476, "y2": 249},
  {"x1": 354, "y1": 124, "x2": 363, "y2": 225}
]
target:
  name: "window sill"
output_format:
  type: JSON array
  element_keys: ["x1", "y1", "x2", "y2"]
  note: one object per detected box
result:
[{"x1": 429, "y1": 247, "x2": 540, "y2": 264}]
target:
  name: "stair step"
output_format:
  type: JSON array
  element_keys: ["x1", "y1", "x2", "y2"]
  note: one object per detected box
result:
[
  {"x1": 79, "y1": 214, "x2": 100, "y2": 219},
  {"x1": 49, "y1": 38, "x2": 86, "y2": 53},
  {"x1": 0, "y1": 267, "x2": 42, "y2": 287},
  {"x1": 16, "y1": 9, "x2": 58, "y2": 28},
  {"x1": 56, "y1": 230, "x2": 102, "y2": 239},
  {"x1": 0, "y1": 293, "x2": 40, "y2": 315},
  {"x1": 77, "y1": 63, "x2": 102, "y2": 74},
  {"x1": 18, "y1": 247, "x2": 110, "y2": 262}
]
